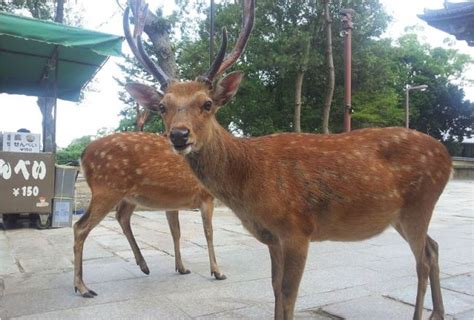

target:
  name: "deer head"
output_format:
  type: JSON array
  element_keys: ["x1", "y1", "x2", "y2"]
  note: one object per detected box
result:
[{"x1": 124, "y1": 0, "x2": 255, "y2": 154}]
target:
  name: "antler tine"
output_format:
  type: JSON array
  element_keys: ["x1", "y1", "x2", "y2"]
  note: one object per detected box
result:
[
  {"x1": 206, "y1": 0, "x2": 255, "y2": 81},
  {"x1": 133, "y1": 2, "x2": 147, "y2": 38},
  {"x1": 123, "y1": 6, "x2": 147, "y2": 71},
  {"x1": 201, "y1": 28, "x2": 228, "y2": 84},
  {"x1": 136, "y1": 35, "x2": 170, "y2": 87},
  {"x1": 123, "y1": 3, "x2": 170, "y2": 89}
]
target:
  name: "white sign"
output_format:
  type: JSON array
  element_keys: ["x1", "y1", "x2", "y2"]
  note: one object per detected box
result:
[{"x1": 2, "y1": 132, "x2": 41, "y2": 153}]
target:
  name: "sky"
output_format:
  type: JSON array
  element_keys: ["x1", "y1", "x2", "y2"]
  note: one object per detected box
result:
[{"x1": 0, "y1": 0, "x2": 472, "y2": 148}]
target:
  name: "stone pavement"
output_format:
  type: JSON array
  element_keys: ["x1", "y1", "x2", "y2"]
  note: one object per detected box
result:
[{"x1": 0, "y1": 180, "x2": 473, "y2": 319}]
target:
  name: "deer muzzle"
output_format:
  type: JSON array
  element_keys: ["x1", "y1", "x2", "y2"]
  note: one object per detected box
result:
[{"x1": 170, "y1": 127, "x2": 192, "y2": 153}]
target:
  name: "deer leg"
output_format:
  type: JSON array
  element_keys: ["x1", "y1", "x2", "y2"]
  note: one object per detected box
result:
[
  {"x1": 74, "y1": 193, "x2": 120, "y2": 298},
  {"x1": 269, "y1": 243, "x2": 284, "y2": 320},
  {"x1": 393, "y1": 219, "x2": 430, "y2": 320},
  {"x1": 165, "y1": 210, "x2": 190, "y2": 275},
  {"x1": 115, "y1": 200, "x2": 150, "y2": 275},
  {"x1": 199, "y1": 198, "x2": 226, "y2": 280},
  {"x1": 426, "y1": 236, "x2": 445, "y2": 320},
  {"x1": 280, "y1": 237, "x2": 310, "y2": 320}
]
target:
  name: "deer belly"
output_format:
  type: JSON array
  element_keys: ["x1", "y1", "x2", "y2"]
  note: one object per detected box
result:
[
  {"x1": 125, "y1": 194, "x2": 199, "y2": 210},
  {"x1": 313, "y1": 208, "x2": 400, "y2": 242}
]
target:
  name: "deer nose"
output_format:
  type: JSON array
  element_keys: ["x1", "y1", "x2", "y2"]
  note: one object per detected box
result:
[{"x1": 170, "y1": 128, "x2": 190, "y2": 146}]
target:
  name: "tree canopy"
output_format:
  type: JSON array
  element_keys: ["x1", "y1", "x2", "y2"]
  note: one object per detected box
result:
[{"x1": 116, "y1": 0, "x2": 473, "y2": 154}]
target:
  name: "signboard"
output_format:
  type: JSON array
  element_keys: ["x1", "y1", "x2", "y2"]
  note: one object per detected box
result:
[
  {"x1": 0, "y1": 151, "x2": 54, "y2": 214},
  {"x1": 2, "y1": 132, "x2": 41, "y2": 153}
]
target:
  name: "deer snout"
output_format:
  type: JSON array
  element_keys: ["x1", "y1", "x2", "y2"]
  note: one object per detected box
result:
[{"x1": 170, "y1": 127, "x2": 190, "y2": 149}]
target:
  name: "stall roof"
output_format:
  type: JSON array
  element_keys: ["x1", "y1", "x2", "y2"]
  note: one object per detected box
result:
[{"x1": 0, "y1": 11, "x2": 123, "y2": 101}]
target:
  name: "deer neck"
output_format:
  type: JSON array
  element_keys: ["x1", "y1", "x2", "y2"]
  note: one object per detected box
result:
[{"x1": 186, "y1": 123, "x2": 252, "y2": 207}]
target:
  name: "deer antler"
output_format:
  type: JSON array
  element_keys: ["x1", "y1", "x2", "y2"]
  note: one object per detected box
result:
[
  {"x1": 202, "y1": 0, "x2": 255, "y2": 83},
  {"x1": 123, "y1": 2, "x2": 170, "y2": 90}
]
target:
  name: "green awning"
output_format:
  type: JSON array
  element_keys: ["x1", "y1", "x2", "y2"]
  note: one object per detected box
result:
[{"x1": 0, "y1": 11, "x2": 123, "y2": 101}]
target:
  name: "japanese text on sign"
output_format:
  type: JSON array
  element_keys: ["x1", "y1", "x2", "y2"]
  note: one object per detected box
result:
[{"x1": 0, "y1": 159, "x2": 47, "y2": 180}]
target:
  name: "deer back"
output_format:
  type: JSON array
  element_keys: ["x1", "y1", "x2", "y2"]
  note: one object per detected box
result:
[
  {"x1": 183, "y1": 127, "x2": 452, "y2": 242},
  {"x1": 81, "y1": 132, "x2": 209, "y2": 209}
]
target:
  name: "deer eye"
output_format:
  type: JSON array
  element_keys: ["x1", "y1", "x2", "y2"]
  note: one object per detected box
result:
[
  {"x1": 158, "y1": 103, "x2": 167, "y2": 114},
  {"x1": 203, "y1": 101, "x2": 213, "y2": 111}
]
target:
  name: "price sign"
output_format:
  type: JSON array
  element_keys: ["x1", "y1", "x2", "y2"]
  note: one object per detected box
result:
[{"x1": 0, "y1": 152, "x2": 54, "y2": 214}]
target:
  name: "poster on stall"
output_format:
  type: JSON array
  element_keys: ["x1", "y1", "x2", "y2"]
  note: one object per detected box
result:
[{"x1": 2, "y1": 132, "x2": 41, "y2": 153}]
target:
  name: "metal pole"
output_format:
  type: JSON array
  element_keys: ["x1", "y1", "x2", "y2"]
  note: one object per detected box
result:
[
  {"x1": 209, "y1": 0, "x2": 215, "y2": 66},
  {"x1": 52, "y1": 47, "x2": 59, "y2": 154},
  {"x1": 341, "y1": 9, "x2": 354, "y2": 133},
  {"x1": 405, "y1": 85, "x2": 410, "y2": 129},
  {"x1": 404, "y1": 84, "x2": 428, "y2": 129}
]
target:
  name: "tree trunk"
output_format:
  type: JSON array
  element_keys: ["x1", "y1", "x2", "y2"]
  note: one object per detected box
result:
[
  {"x1": 37, "y1": 0, "x2": 64, "y2": 152},
  {"x1": 54, "y1": 0, "x2": 64, "y2": 23},
  {"x1": 294, "y1": 39, "x2": 311, "y2": 132},
  {"x1": 294, "y1": 30, "x2": 312, "y2": 133},
  {"x1": 294, "y1": 2, "x2": 316, "y2": 132},
  {"x1": 37, "y1": 97, "x2": 55, "y2": 152},
  {"x1": 129, "y1": 0, "x2": 178, "y2": 78},
  {"x1": 322, "y1": 0, "x2": 335, "y2": 134},
  {"x1": 294, "y1": 72, "x2": 303, "y2": 132}
]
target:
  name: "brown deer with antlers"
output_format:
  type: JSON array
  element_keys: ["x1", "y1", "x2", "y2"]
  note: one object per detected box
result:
[
  {"x1": 72, "y1": 3, "x2": 227, "y2": 299},
  {"x1": 125, "y1": 0, "x2": 451, "y2": 319}
]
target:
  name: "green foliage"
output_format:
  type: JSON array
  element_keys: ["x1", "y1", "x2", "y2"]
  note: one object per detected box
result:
[
  {"x1": 56, "y1": 135, "x2": 93, "y2": 165},
  {"x1": 117, "y1": 0, "x2": 473, "y2": 154},
  {"x1": 0, "y1": 0, "x2": 53, "y2": 19},
  {"x1": 394, "y1": 33, "x2": 473, "y2": 144},
  {"x1": 0, "y1": 0, "x2": 83, "y2": 25}
]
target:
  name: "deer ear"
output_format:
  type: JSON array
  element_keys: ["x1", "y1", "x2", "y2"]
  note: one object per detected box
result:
[
  {"x1": 125, "y1": 83, "x2": 163, "y2": 111},
  {"x1": 212, "y1": 71, "x2": 243, "y2": 106}
]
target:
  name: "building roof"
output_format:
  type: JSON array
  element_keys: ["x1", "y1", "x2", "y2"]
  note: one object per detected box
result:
[{"x1": 418, "y1": 1, "x2": 474, "y2": 46}]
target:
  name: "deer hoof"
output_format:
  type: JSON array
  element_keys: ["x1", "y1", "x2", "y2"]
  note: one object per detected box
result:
[
  {"x1": 82, "y1": 290, "x2": 97, "y2": 298},
  {"x1": 212, "y1": 272, "x2": 227, "y2": 280},
  {"x1": 75, "y1": 286, "x2": 98, "y2": 298},
  {"x1": 139, "y1": 263, "x2": 150, "y2": 275},
  {"x1": 177, "y1": 268, "x2": 191, "y2": 275},
  {"x1": 429, "y1": 312, "x2": 444, "y2": 320}
]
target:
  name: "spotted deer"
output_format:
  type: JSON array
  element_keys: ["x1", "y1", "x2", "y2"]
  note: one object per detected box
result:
[
  {"x1": 125, "y1": 0, "x2": 451, "y2": 319},
  {"x1": 73, "y1": 132, "x2": 225, "y2": 298},
  {"x1": 72, "y1": 4, "x2": 229, "y2": 299}
]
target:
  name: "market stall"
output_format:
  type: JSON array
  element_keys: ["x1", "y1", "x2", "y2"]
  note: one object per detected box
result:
[{"x1": 0, "y1": 11, "x2": 123, "y2": 228}]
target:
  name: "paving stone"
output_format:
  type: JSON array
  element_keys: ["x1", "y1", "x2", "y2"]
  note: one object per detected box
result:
[
  {"x1": 113, "y1": 247, "x2": 167, "y2": 260},
  {"x1": 321, "y1": 295, "x2": 430, "y2": 320},
  {"x1": 82, "y1": 241, "x2": 116, "y2": 261},
  {"x1": 9, "y1": 296, "x2": 191, "y2": 320},
  {"x1": 388, "y1": 284, "x2": 474, "y2": 315},
  {"x1": 0, "y1": 252, "x2": 20, "y2": 276},
  {"x1": 298, "y1": 265, "x2": 395, "y2": 296},
  {"x1": 22, "y1": 254, "x2": 72, "y2": 271},
  {"x1": 92, "y1": 234, "x2": 140, "y2": 251},
  {"x1": 296, "y1": 286, "x2": 373, "y2": 311},
  {"x1": 0, "y1": 180, "x2": 472, "y2": 319},
  {"x1": 454, "y1": 308, "x2": 474, "y2": 320},
  {"x1": 441, "y1": 263, "x2": 474, "y2": 277},
  {"x1": 163, "y1": 278, "x2": 275, "y2": 317},
  {"x1": 442, "y1": 273, "x2": 473, "y2": 296},
  {"x1": 194, "y1": 303, "x2": 274, "y2": 319}
]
